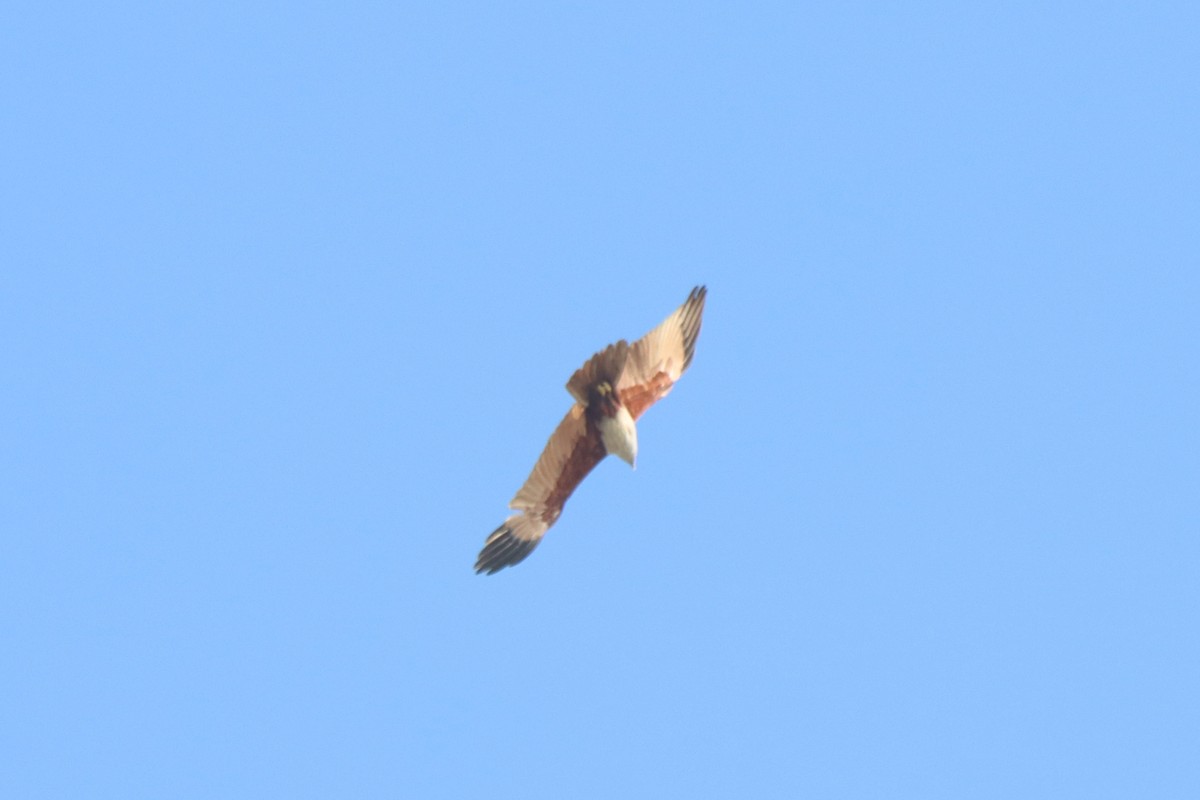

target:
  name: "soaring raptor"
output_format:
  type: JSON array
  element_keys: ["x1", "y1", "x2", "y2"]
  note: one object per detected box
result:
[{"x1": 475, "y1": 286, "x2": 707, "y2": 574}]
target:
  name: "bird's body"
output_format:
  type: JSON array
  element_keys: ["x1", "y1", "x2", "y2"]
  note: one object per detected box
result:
[{"x1": 475, "y1": 286, "x2": 707, "y2": 574}]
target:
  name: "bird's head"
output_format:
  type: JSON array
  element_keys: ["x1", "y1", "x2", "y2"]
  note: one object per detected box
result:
[{"x1": 594, "y1": 382, "x2": 638, "y2": 469}]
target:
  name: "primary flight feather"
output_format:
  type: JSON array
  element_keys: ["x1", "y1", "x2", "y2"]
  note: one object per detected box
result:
[{"x1": 475, "y1": 286, "x2": 707, "y2": 574}]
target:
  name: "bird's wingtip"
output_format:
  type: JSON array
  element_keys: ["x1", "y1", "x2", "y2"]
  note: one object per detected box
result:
[{"x1": 474, "y1": 520, "x2": 541, "y2": 575}]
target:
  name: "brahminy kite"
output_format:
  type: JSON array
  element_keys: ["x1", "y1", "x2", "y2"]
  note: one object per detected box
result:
[{"x1": 475, "y1": 286, "x2": 707, "y2": 574}]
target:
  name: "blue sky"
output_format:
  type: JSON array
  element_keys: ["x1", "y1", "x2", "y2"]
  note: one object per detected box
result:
[{"x1": 3, "y1": 2, "x2": 1197, "y2": 797}]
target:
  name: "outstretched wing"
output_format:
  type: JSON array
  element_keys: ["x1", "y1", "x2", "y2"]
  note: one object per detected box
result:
[
  {"x1": 474, "y1": 404, "x2": 607, "y2": 574},
  {"x1": 617, "y1": 286, "x2": 707, "y2": 420}
]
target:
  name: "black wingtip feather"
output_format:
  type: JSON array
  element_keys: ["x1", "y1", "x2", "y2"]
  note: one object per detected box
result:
[
  {"x1": 474, "y1": 523, "x2": 539, "y2": 575},
  {"x1": 681, "y1": 285, "x2": 707, "y2": 371}
]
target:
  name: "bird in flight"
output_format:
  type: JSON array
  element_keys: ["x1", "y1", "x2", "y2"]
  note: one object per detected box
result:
[{"x1": 475, "y1": 286, "x2": 707, "y2": 574}]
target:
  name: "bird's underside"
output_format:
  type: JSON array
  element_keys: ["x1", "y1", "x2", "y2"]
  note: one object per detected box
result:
[{"x1": 475, "y1": 286, "x2": 706, "y2": 575}]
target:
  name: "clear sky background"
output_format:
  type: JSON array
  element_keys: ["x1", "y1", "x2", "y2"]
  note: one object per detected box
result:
[{"x1": 3, "y1": 2, "x2": 1197, "y2": 798}]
